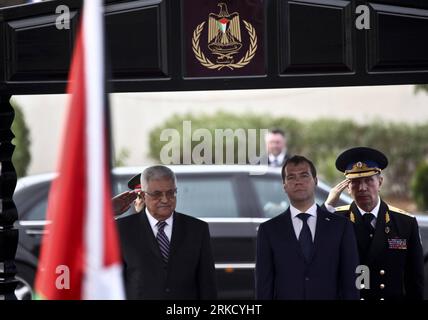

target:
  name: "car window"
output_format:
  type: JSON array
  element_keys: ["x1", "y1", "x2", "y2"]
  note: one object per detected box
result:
[
  {"x1": 252, "y1": 175, "x2": 340, "y2": 218},
  {"x1": 16, "y1": 172, "x2": 345, "y2": 221},
  {"x1": 114, "y1": 174, "x2": 241, "y2": 218},
  {"x1": 251, "y1": 176, "x2": 290, "y2": 218},
  {"x1": 176, "y1": 177, "x2": 239, "y2": 218},
  {"x1": 113, "y1": 176, "x2": 132, "y2": 194},
  {"x1": 14, "y1": 182, "x2": 51, "y2": 221},
  {"x1": 315, "y1": 188, "x2": 330, "y2": 206},
  {"x1": 21, "y1": 198, "x2": 48, "y2": 221}
]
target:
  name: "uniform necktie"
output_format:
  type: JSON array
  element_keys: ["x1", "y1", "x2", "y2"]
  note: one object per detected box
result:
[
  {"x1": 156, "y1": 220, "x2": 169, "y2": 263},
  {"x1": 363, "y1": 213, "x2": 375, "y2": 235},
  {"x1": 297, "y1": 213, "x2": 314, "y2": 262}
]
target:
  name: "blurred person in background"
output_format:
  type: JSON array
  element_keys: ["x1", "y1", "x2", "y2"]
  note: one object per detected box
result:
[{"x1": 265, "y1": 128, "x2": 289, "y2": 167}]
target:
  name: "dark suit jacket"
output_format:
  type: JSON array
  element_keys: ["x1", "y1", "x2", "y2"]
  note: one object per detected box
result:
[
  {"x1": 335, "y1": 200, "x2": 424, "y2": 300},
  {"x1": 116, "y1": 210, "x2": 217, "y2": 300},
  {"x1": 255, "y1": 205, "x2": 359, "y2": 300}
]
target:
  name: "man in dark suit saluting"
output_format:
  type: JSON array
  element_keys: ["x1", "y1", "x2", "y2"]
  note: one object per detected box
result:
[
  {"x1": 116, "y1": 165, "x2": 217, "y2": 300},
  {"x1": 256, "y1": 155, "x2": 359, "y2": 300}
]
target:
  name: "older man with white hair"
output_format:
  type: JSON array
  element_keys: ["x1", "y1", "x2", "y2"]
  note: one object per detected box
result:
[{"x1": 115, "y1": 165, "x2": 217, "y2": 300}]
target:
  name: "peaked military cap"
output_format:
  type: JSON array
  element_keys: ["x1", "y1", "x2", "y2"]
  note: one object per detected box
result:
[
  {"x1": 336, "y1": 147, "x2": 388, "y2": 179},
  {"x1": 128, "y1": 173, "x2": 142, "y2": 190}
]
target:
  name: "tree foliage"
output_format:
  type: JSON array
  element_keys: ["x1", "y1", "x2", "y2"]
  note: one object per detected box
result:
[
  {"x1": 414, "y1": 84, "x2": 428, "y2": 94},
  {"x1": 11, "y1": 101, "x2": 31, "y2": 177},
  {"x1": 411, "y1": 162, "x2": 428, "y2": 212}
]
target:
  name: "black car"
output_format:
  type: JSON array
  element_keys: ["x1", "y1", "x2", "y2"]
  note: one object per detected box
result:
[{"x1": 13, "y1": 165, "x2": 428, "y2": 299}]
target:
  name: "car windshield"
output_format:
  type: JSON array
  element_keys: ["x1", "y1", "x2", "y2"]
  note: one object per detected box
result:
[
  {"x1": 111, "y1": 170, "x2": 349, "y2": 219},
  {"x1": 176, "y1": 177, "x2": 240, "y2": 217},
  {"x1": 250, "y1": 175, "x2": 341, "y2": 218},
  {"x1": 15, "y1": 168, "x2": 350, "y2": 221}
]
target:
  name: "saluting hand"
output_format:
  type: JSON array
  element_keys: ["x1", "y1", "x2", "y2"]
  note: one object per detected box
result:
[
  {"x1": 325, "y1": 179, "x2": 350, "y2": 207},
  {"x1": 112, "y1": 190, "x2": 139, "y2": 216},
  {"x1": 133, "y1": 193, "x2": 145, "y2": 213}
]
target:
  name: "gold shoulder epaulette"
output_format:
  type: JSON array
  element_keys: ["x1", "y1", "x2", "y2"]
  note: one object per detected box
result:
[
  {"x1": 335, "y1": 205, "x2": 351, "y2": 211},
  {"x1": 387, "y1": 204, "x2": 413, "y2": 217}
]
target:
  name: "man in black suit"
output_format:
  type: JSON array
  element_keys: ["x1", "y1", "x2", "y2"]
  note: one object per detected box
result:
[
  {"x1": 265, "y1": 128, "x2": 289, "y2": 167},
  {"x1": 325, "y1": 147, "x2": 424, "y2": 300},
  {"x1": 116, "y1": 165, "x2": 217, "y2": 300},
  {"x1": 255, "y1": 155, "x2": 359, "y2": 300}
]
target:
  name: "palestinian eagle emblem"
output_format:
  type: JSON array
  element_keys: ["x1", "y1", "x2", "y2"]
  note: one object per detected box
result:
[{"x1": 192, "y1": 3, "x2": 257, "y2": 70}]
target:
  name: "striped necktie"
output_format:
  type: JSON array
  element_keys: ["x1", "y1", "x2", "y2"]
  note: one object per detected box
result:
[{"x1": 156, "y1": 220, "x2": 170, "y2": 263}]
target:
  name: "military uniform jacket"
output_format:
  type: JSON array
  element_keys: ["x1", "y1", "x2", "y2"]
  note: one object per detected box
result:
[{"x1": 335, "y1": 200, "x2": 424, "y2": 300}]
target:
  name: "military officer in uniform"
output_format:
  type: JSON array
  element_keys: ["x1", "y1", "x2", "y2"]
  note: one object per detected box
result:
[{"x1": 325, "y1": 147, "x2": 424, "y2": 300}]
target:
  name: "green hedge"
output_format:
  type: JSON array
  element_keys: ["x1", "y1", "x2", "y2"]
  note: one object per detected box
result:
[
  {"x1": 148, "y1": 112, "x2": 428, "y2": 201},
  {"x1": 411, "y1": 162, "x2": 428, "y2": 211},
  {"x1": 11, "y1": 101, "x2": 31, "y2": 178}
]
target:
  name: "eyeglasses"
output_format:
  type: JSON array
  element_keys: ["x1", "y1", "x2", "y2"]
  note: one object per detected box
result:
[{"x1": 144, "y1": 189, "x2": 177, "y2": 200}]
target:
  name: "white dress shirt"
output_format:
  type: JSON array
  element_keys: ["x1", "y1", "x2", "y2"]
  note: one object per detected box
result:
[
  {"x1": 325, "y1": 196, "x2": 381, "y2": 229},
  {"x1": 290, "y1": 203, "x2": 317, "y2": 241},
  {"x1": 145, "y1": 208, "x2": 173, "y2": 241}
]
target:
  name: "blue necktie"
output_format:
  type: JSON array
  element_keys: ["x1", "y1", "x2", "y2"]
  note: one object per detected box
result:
[
  {"x1": 156, "y1": 220, "x2": 170, "y2": 263},
  {"x1": 297, "y1": 213, "x2": 314, "y2": 262},
  {"x1": 273, "y1": 158, "x2": 279, "y2": 167}
]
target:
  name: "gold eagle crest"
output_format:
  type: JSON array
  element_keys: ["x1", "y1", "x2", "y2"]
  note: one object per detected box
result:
[{"x1": 192, "y1": 3, "x2": 257, "y2": 70}]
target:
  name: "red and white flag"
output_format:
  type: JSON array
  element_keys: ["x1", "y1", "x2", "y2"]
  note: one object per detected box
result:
[{"x1": 34, "y1": 0, "x2": 125, "y2": 300}]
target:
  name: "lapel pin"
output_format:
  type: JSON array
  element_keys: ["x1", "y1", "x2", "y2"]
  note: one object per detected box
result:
[
  {"x1": 325, "y1": 217, "x2": 330, "y2": 221},
  {"x1": 385, "y1": 226, "x2": 390, "y2": 234}
]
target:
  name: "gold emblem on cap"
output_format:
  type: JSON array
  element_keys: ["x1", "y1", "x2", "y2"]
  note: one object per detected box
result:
[{"x1": 344, "y1": 161, "x2": 382, "y2": 179}]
